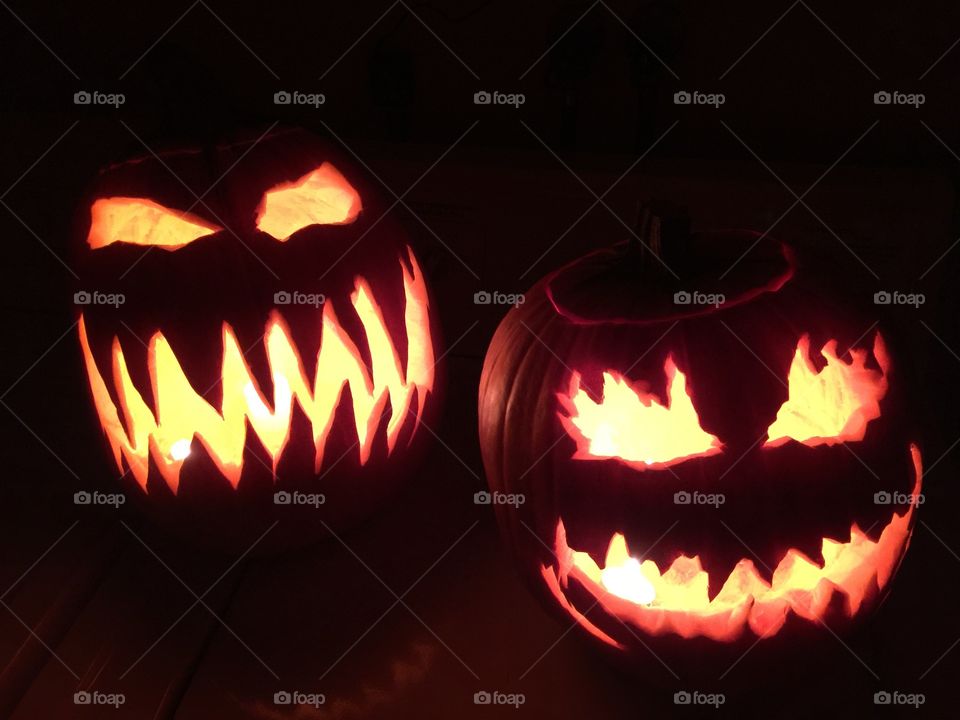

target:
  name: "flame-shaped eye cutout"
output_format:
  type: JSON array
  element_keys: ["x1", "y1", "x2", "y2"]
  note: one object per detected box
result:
[
  {"x1": 255, "y1": 162, "x2": 362, "y2": 241},
  {"x1": 765, "y1": 333, "x2": 889, "y2": 448},
  {"x1": 88, "y1": 198, "x2": 221, "y2": 251},
  {"x1": 558, "y1": 357, "x2": 722, "y2": 470}
]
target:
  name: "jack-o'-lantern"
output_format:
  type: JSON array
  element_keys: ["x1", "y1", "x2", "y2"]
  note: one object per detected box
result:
[
  {"x1": 74, "y1": 128, "x2": 440, "y2": 552},
  {"x1": 478, "y1": 212, "x2": 921, "y2": 676}
]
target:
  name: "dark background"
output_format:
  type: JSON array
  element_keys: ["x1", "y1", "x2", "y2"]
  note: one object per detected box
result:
[{"x1": 2, "y1": 1, "x2": 960, "y2": 717}]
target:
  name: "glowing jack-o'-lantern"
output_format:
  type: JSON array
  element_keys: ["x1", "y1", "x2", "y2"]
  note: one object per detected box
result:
[
  {"x1": 478, "y1": 215, "x2": 921, "y2": 674},
  {"x1": 75, "y1": 128, "x2": 439, "y2": 551}
]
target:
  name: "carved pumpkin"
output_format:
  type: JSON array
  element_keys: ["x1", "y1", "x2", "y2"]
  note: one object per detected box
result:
[
  {"x1": 478, "y1": 213, "x2": 921, "y2": 675},
  {"x1": 75, "y1": 128, "x2": 439, "y2": 551}
]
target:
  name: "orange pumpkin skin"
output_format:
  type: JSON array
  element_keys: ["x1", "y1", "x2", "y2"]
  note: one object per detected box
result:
[
  {"x1": 74, "y1": 129, "x2": 441, "y2": 553},
  {"x1": 478, "y1": 229, "x2": 921, "y2": 677}
]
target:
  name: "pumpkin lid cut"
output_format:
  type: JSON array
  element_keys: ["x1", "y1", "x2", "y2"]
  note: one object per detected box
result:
[{"x1": 546, "y1": 206, "x2": 795, "y2": 326}]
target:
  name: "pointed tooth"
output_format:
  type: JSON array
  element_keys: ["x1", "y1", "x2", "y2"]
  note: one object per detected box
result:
[{"x1": 605, "y1": 533, "x2": 630, "y2": 567}]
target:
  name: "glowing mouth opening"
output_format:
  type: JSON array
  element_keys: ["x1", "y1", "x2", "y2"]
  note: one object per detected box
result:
[
  {"x1": 543, "y1": 445, "x2": 922, "y2": 644},
  {"x1": 78, "y1": 249, "x2": 434, "y2": 494}
]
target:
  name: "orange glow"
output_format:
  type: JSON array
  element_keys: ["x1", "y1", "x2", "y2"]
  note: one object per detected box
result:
[
  {"x1": 558, "y1": 358, "x2": 721, "y2": 469},
  {"x1": 549, "y1": 445, "x2": 921, "y2": 642},
  {"x1": 541, "y1": 563, "x2": 625, "y2": 650},
  {"x1": 766, "y1": 333, "x2": 889, "y2": 447},
  {"x1": 78, "y1": 250, "x2": 434, "y2": 493},
  {"x1": 255, "y1": 162, "x2": 362, "y2": 240},
  {"x1": 87, "y1": 198, "x2": 221, "y2": 251}
]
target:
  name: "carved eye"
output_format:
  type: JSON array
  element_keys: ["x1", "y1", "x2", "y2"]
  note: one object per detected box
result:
[
  {"x1": 764, "y1": 333, "x2": 889, "y2": 448},
  {"x1": 558, "y1": 357, "x2": 722, "y2": 470},
  {"x1": 87, "y1": 198, "x2": 221, "y2": 251},
  {"x1": 255, "y1": 162, "x2": 362, "y2": 241}
]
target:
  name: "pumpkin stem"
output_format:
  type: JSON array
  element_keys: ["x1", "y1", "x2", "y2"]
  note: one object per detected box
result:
[{"x1": 628, "y1": 200, "x2": 690, "y2": 267}]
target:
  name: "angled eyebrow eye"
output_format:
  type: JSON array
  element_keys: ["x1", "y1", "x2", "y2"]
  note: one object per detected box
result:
[
  {"x1": 255, "y1": 162, "x2": 362, "y2": 241},
  {"x1": 87, "y1": 197, "x2": 221, "y2": 251},
  {"x1": 764, "y1": 333, "x2": 889, "y2": 448}
]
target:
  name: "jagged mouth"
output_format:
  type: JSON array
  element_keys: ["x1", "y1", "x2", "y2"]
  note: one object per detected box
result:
[
  {"x1": 541, "y1": 445, "x2": 922, "y2": 645},
  {"x1": 77, "y1": 251, "x2": 434, "y2": 494}
]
